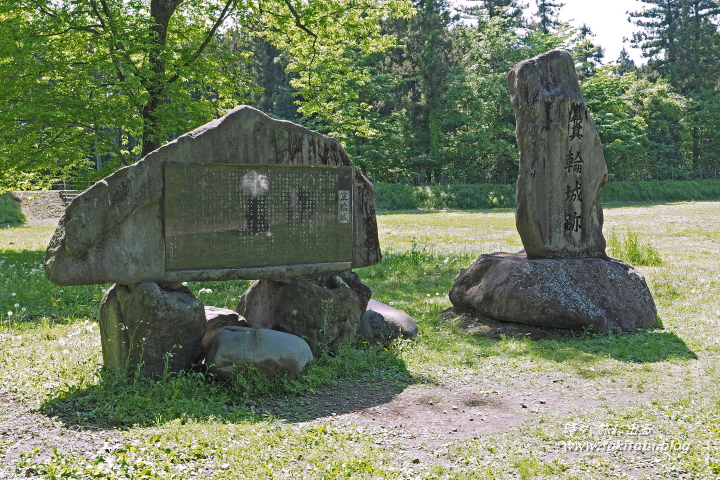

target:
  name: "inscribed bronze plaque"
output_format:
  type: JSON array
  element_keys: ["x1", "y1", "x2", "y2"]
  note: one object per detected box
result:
[{"x1": 164, "y1": 164, "x2": 354, "y2": 272}]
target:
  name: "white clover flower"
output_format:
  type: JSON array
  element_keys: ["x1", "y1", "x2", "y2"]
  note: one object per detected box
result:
[
  {"x1": 14, "y1": 303, "x2": 19, "y2": 308},
  {"x1": 21, "y1": 307, "x2": 26, "y2": 312},
  {"x1": 11, "y1": 293, "x2": 16, "y2": 297},
  {"x1": 101, "y1": 288, "x2": 107, "y2": 293},
  {"x1": 7, "y1": 311, "x2": 12, "y2": 317}
]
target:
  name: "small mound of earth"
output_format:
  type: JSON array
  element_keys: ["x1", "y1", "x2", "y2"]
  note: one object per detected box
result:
[
  {"x1": 441, "y1": 307, "x2": 578, "y2": 341},
  {"x1": 10, "y1": 191, "x2": 67, "y2": 226}
]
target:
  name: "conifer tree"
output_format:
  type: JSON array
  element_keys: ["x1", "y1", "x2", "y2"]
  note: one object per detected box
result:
[
  {"x1": 614, "y1": 48, "x2": 637, "y2": 75},
  {"x1": 374, "y1": 0, "x2": 459, "y2": 181},
  {"x1": 575, "y1": 24, "x2": 604, "y2": 78},
  {"x1": 464, "y1": 0, "x2": 526, "y2": 27},
  {"x1": 630, "y1": 0, "x2": 720, "y2": 168},
  {"x1": 534, "y1": 0, "x2": 565, "y2": 34}
]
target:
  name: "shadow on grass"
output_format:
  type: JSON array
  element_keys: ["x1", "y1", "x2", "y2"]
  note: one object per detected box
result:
[
  {"x1": 38, "y1": 345, "x2": 416, "y2": 430},
  {"x1": 444, "y1": 309, "x2": 697, "y2": 364}
]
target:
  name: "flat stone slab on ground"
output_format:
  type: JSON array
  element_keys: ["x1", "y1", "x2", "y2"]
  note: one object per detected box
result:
[{"x1": 449, "y1": 252, "x2": 657, "y2": 332}]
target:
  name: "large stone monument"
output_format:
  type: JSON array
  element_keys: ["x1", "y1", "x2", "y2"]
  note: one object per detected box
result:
[
  {"x1": 45, "y1": 105, "x2": 391, "y2": 377},
  {"x1": 449, "y1": 50, "x2": 657, "y2": 332}
]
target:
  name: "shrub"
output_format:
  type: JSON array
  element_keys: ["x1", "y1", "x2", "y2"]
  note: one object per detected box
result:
[
  {"x1": 374, "y1": 179, "x2": 720, "y2": 211},
  {"x1": 600, "y1": 180, "x2": 720, "y2": 203},
  {"x1": 372, "y1": 183, "x2": 416, "y2": 210},
  {"x1": 373, "y1": 182, "x2": 515, "y2": 210},
  {"x1": 0, "y1": 192, "x2": 25, "y2": 224}
]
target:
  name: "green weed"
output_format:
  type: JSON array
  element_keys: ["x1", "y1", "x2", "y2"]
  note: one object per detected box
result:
[{"x1": 606, "y1": 230, "x2": 663, "y2": 266}]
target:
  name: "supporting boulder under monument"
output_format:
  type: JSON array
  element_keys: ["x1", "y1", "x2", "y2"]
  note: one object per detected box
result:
[
  {"x1": 449, "y1": 252, "x2": 658, "y2": 332},
  {"x1": 99, "y1": 281, "x2": 206, "y2": 377},
  {"x1": 235, "y1": 272, "x2": 371, "y2": 357}
]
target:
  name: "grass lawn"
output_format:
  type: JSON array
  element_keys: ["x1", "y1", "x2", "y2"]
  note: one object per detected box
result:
[{"x1": 1, "y1": 201, "x2": 719, "y2": 479}]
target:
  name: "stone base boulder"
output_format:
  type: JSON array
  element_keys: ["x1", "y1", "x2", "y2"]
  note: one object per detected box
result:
[
  {"x1": 358, "y1": 300, "x2": 418, "y2": 342},
  {"x1": 99, "y1": 281, "x2": 206, "y2": 377},
  {"x1": 205, "y1": 326, "x2": 313, "y2": 379},
  {"x1": 235, "y1": 272, "x2": 370, "y2": 356},
  {"x1": 203, "y1": 306, "x2": 248, "y2": 349},
  {"x1": 449, "y1": 252, "x2": 658, "y2": 332}
]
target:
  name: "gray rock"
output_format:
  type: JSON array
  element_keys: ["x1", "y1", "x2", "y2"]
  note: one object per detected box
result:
[
  {"x1": 44, "y1": 105, "x2": 381, "y2": 286},
  {"x1": 205, "y1": 326, "x2": 313, "y2": 379},
  {"x1": 358, "y1": 300, "x2": 418, "y2": 342},
  {"x1": 203, "y1": 306, "x2": 249, "y2": 349},
  {"x1": 235, "y1": 273, "x2": 369, "y2": 356},
  {"x1": 99, "y1": 281, "x2": 206, "y2": 377},
  {"x1": 509, "y1": 49, "x2": 608, "y2": 259},
  {"x1": 449, "y1": 252, "x2": 658, "y2": 332}
]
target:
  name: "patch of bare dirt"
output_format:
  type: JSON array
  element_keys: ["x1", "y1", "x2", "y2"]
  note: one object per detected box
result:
[
  {"x1": 297, "y1": 371, "x2": 655, "y2": 459},
  {"x1": 0, "y1": 394, "x2": 121, "y2": 479},
  {"x1": 252, "y1": 310, "x2": 669, "y2": 474},
  {"x1": 10, "y1": 191, "x2": 65, "y2": 226}
]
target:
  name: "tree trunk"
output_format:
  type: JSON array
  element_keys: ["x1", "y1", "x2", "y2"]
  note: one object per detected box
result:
[{"x1": 141, "y1": 0, "x2": 183, "y2": 157}]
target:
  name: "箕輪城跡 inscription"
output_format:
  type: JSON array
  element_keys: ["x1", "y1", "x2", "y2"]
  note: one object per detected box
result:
[
  {"x1": 509, "y1": 49, "x2": 608, "y2": 259},
  {"x1": 164, "y1": 164, "x2": 353, "y2": 271}
]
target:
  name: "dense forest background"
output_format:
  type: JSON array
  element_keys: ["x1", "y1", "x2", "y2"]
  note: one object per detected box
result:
[{"x1": 2, "y1": 0, "x2": 720, "y2": 190}]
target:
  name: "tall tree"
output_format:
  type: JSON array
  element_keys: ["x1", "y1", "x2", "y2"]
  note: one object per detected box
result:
[
  {"x1": 463, "y1": 0, "x2": 526, "y2": 27},
  {"x1": 574, "y1": 24, "x2": 604, "y2": 78},
  {"x1": 534, "y1": 0, "x2": 565, "y2": 34},
  {"x1": 0, "y1": 0, "x2": 412, "y2": 191},
  {"x1": 366, "y1": 0, "x2": 458, "y2": 181},
  {"x1": 630, "y1": 0, "x2": 720, "y2": 168},
  {"x1": 614, "y1": 48, "x2": 637, "y2": 75},
  {"x1": 580, "y1": 66, "x2": 648, "y2": 177},
  {"x1": 259, "y1": 0, "x2": 414, "y2": 141}
]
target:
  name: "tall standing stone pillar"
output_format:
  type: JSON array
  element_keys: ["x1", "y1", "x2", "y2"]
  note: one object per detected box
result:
[{"x1": 509, "y1": 49, "x2": 608, "y2": 259}]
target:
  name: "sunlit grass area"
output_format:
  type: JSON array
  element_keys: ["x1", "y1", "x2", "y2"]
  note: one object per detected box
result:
[{"x1": 2, "y1": 202, "x2": 720, "y2": 478}]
